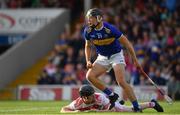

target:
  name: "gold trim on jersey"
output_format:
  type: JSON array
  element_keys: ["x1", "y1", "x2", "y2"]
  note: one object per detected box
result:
[
  {"x1": 87, "y1": 27, "x2": 92, "y2": 33},
  {"x1": 104, "y1": 27, "x2": 111, "y2": 34},
  {"x1": 92, "y1": 37, "x2": 115, "y2": 45}
]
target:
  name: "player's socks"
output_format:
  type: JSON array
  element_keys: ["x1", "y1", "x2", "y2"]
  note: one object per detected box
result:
[
  {"x1": 103, "y1": 88, "x2": 125, "y2": 110},
  {"x1": 108, "y1": 93, "x2": 119, "y2": 110},
  {"x1": 103, "y1": 88, "x2": 119, "y2": 110},
  {"x1": 103, "y1": 88, "x2": 113, "y2": 96},
  {"x1": 132, "y1": 100, "x2": 142, "y2": 112}
]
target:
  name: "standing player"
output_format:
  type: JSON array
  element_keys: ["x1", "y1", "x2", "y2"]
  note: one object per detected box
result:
[
  {"x1": 83, "y1": 8, "x2": 144, "y2": 111},
  {"x1": 60, "y1": 85, "x2": 164, "y2": 113}
]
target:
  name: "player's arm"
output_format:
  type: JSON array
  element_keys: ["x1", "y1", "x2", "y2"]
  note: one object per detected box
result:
[
  {"x1": 60, "y1": 106, "x2": 80, "y2": 113},
  {"x1": 119, "y1": 35, "x2": 143, "y2": 71},
  {"x1": 110, "y1": 24, "x2": 139, "y2": 66},
  {"x1": 85, "y1": 40, "x2": 92, "y2": 68},
  {"x1": 85, "y1": 109, "x2": 115, "y2": 112}
]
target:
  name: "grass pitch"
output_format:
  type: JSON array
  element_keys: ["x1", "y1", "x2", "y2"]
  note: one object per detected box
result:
[{"x1": 0, "y1": 101, "x2": 180, "y2": 115}]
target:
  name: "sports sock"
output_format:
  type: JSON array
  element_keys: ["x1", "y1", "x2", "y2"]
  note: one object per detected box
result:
[
  {"x1": 140, "y1": 102, "x2": 155, "y2": 109},
  {"x1": 132, "y1": 100, "x2": 140, "y2": 110},
  {"x1": 103, "y1": 88, "x2": 114, "y2": 96}
]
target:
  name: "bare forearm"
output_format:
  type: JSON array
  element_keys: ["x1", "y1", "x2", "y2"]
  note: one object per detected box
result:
[
  {"x1": 85, "y1": 45, "x2": 91, "y2": 62},
  {"x1": 61, "y1": 110, "x2": 80, "y2": 113},
  {"x1": 126, "y1": 42, "x2": 138, "y2": 62},
  {"x1": 119, "y1": 36, "x2": 138, "y2": 63},
  {"x1": 60, "y1": 107, "x2": 80, "y2": 113}
]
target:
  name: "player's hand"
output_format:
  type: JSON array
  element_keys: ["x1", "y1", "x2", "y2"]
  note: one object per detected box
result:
[
  {"x1": 86, "y1": 61, "x2": 93, "y2": 69},
  {"x1": 134, "y1": 60, "x2": 144, "y2": 73}
]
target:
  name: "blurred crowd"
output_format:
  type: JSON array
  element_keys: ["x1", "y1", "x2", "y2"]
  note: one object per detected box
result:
[
  {"x1": 37, "y1": 0, "x2": 180, "y2": 99},
  {"x1": 2, "y1": 0, "x2": 179, "y2": 99},
  {"x1": 0, "y1": 0, "x2": 83, "y2": 21},
  {"x1": 0, "y1": 0, "x2": 75, "y2": 8}
]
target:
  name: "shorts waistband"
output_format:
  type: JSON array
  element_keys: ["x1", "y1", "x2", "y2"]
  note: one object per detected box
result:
[{"x1": 99, "y1": 51, "x2": 121, "y2": 59}]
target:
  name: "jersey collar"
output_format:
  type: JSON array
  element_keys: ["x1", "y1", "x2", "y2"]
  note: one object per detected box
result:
[{"x1": 95, "y1": 22, "x2": 104, "y2": 31}]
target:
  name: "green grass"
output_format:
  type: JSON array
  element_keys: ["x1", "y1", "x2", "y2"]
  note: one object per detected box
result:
[{"x1": 0, "y1": 101, "x2": 180, "y2": 115}]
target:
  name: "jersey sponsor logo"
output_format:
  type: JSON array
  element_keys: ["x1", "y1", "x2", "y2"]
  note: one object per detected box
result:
[
  {"x1": 0, "y1": 13, "x2": 15, "y2": 29},
  {"x1": 92, "y1": 37, "x2": 115, "y2": 45}
]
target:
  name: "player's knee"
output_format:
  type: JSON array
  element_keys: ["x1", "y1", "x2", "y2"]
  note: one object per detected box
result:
[
  {"x1": 86, "y1": 74, "x2": 93, "y2": 81},
  {"x1": 86, "y1": 71, "x2": 95, "y2": 81}
]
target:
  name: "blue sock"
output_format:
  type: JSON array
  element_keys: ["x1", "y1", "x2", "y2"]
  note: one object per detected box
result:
[
  {"x1": 132, "y1": 100, "x2": 140, "y2": 110},
  {"x1": 103, "y1": 88, "x2": 113, "y2": 96}
]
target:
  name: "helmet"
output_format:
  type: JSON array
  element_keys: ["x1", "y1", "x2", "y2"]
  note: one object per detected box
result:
[
  {"x1": 85, "y1": 8, "x2": 103, "y2": 29},
  {"x1": 79, "y1": 85, "x2": 95, "y2": 97},
  {"x1": 86, "y1": 8, "x2": 103, "y2": 18}
]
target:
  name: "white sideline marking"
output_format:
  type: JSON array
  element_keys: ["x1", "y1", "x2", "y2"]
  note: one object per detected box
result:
[{"x1": 0, "y1": 107, "x2": 55, "y2": 112}]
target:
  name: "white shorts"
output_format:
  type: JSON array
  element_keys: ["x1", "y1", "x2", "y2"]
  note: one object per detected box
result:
[{"x1": 94, "y1": 51, "x2": 126, "y2": 72}]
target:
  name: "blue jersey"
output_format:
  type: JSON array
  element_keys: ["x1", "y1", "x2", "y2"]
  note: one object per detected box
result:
[{"x1": 83, "y1": 22, "x2": 123, "y2": 57}]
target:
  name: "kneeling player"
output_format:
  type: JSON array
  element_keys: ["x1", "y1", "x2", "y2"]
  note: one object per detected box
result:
[{"x1": 60, "y1": 85, "x2": 164, "y2": 113}]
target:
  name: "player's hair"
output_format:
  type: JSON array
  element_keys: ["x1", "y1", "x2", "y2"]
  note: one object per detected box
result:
[{"x1": 79, "y1": 84, "x2": 95, "y2": 97}]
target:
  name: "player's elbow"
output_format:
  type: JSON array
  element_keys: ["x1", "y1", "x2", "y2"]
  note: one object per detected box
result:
[
  {"x1": 60, "y1": 107, "x2": 69, "y2": 113},
  {"x1": 85, "y1": 44, "x2": 91, "y2": 50},
  {"x1": 85, "y1": 41, "x2": 91, "y2": 48}
]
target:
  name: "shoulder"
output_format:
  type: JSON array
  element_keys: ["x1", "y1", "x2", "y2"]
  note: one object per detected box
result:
[
  {"x1": 103, "y1": 22, "x2": 117, "y2": 33},
  {"x1": 71, "y1": 97, "x2": 83, "y2": 108},
  {"x1": 104, "y1": 22, "x2": 115, "y2": 29},
  {"x1": 83, "y1": 26, "x2": 92, "y2": 40},
  {"x1": 84, "y1": 26, "x2": 93, "y2": 34}
]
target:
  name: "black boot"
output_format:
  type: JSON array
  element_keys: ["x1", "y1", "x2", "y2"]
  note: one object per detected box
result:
[
  {"x1": 119, "y1": 100, "x2": 125, "y2": 105},
  {"x1": 108, "y1": 93, "x2": 119, "y2": 110},
  {"x1": 133, "y1": 106, "x2": 142, "y2": 112},
  {"x1": 151, "y1": 99, "x2": 164, "y2": 112}
]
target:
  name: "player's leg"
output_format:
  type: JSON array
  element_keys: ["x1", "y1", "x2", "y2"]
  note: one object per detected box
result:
[
  {"x1": 87, "y1": 62, "x2": 119, "y2": 96},
  {"x1": 86, "y1": 63, "x2": 107, "y2": 90},
  {"x1": 113, "y1": 64, "x2": 140, "y2": 111},
  {"x1": 114, "y1": 101, "x2": 133, "y2": 112},
  {"x1": 86, "y1": 54, "x2": 117, "y2": 96},
  {"x1": 86, "y1": 56, "x2": 123, "y2": 107},
  {"x1": 139, "y1": 102, "x2": 155, "y2": 110},
  {"x1": 114, "y1": 100, "x2": 163, "y2": 112},
  {"x1": 111, "y1": 51, "x2": 140, "y2": 111},
  {"x1": 150, "y1": 99, "x2": 164, "y2": 112},
  {"x1": 134, "y1": 100, "x2": 163, "y2": 112},
  {"x1": 113, "y1": 64, "x2": 136, "y2": 100}
]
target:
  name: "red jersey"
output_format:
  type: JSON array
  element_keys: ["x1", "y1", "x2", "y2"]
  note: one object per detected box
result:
[{"x1": 68, "y1": 93, "x2": 110, "y2": 111}]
